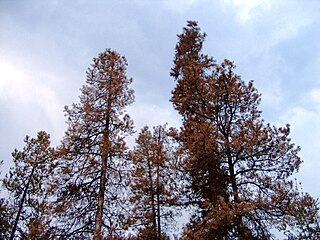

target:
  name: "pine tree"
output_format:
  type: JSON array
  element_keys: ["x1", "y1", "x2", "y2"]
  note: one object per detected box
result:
[
  {"x1": 171, "y1": 21, "x2": 313, "y2": 239},
  {"x1": 54, "y1": 49, "x2": 134, "y2": 239},
  {"x1": 128, "y1": 125, "x2": 178, "y2": 240},
  {"x1": 0, "y1": 197, "x2": 11, "y2": 239},
  {"x1": 284, "y1": 184, "x2": 320, "y2": 239},
  {"x1": 0, "y1": 160, "x2": 12, "y2": 239},
  {"x1": 2, "y1": 131, "x2": 56, "y2": 239}
]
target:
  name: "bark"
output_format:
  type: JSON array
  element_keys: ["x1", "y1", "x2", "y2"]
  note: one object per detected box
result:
[
  {"x1": 156, "y1": 163, "x2": 161, "y2": 240},
  {"x1": 94, "y1": 117, "x2": 110, "y2": 240},
  {"x1": 93, "y1": 155, "x2": 107, "y2": 240},
  {"x1": 147, "y1": 158, "x2": 157, "y2": 231},
  {"x1": 10, "y1": 167, "x2": 35, "y2": 240}
]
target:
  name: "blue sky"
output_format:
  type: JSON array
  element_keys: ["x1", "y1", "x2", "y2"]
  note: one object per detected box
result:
[{"x1": 1, "y1": 0, "x2": 320, "y2": 203}]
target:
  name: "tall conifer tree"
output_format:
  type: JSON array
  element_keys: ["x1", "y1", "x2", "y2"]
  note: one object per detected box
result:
[
  {"x1": 129, "y1": 125, "x2": 178, "y2": 240},
  {"x1": 54, "y1": 49, "x2": 134, "y2": 239},
  {"x1": 3, "y1": 131, "x2": 55, "y2": 239},
  {"x1": 171, "y1": 21, "x2": 314, "y2": 239}
]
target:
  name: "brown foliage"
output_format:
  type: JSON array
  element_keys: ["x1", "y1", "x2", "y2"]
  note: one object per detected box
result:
[
  {"x1": 171, "y1": 21, "x2": 305, "y2": 239},
  {"x1": 3, "y1": 131, "x2": 56, "y2": 239},
  {"x1": 2, "y1": 22, "x2": 319, "y2": 240},
  {"x1": 128, "y1": 125, "x2": 179, "y2": 239},
  {"x1": 53, "y1": 49, "x2": 134, "y2": 239}
]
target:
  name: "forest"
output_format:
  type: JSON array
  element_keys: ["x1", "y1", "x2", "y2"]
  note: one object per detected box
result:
[{"x1": 1, "y1": 21, "x2": 319, "y2": 240}]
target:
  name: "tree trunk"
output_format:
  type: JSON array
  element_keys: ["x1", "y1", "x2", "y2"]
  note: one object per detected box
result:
[
  {"x1": 94, "y1": 123, "x2": 110, "y2": 240},
  {"x1": 226, "y1": 150, "x2": 252, "y2": 239},
  {"x1": 94, "y1": 106, "x2": 111, "y2": 240},
  {"x1": 148, "y1": 159, "x2": 157, "y2": 232},
  {"x1": 94, "y1": 154, "x2": 107, "y2": 240},
  {"x1": 10, "y1": 167, "x2": 35, "y2": 240},
  {"x1": 156, "y1": 164, "x2": 161, "y2": 240}
]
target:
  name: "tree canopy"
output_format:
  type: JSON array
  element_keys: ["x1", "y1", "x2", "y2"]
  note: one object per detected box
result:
[
  {"x1": 1, "y1": 21, "x2": 319, "y2": 240},
  {"x1": 171, "y1": 20, "x2": 318, "y2": 240},
  {"x1": 3, "y1": 131, "x2": 56, "y2": 239},
  {"x1": 52, "y1": 49, "x2": 134, "y2": 239},
  {"x1": 129, "y1": 125, "x2": 179, "y2": 240}
]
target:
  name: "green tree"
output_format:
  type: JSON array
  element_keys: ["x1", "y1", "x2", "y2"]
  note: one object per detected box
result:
[
  {"x1": 3, "y1": 131, "x2": 56, "y2": 239},
  {"x1": 129, "y1": 125, "x2": 178, "y2": 240},
  {"x1": 54, "y1": 49, "x2": 134, "y2": 239},
  {"x1": 171, "y1": 21, "x2": 315, "y2": 239}
]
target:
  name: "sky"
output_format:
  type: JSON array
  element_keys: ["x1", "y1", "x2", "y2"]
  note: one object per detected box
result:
[{"x1": 0, "y1": 0, "x2": 320, "y2": 208}]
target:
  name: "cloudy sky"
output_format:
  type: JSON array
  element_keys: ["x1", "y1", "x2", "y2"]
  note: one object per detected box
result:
[{"x1": 1, "y1": 0, "x2": 320, "y2": 200}]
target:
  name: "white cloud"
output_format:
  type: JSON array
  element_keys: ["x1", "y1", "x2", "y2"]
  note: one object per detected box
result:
[
  {"x1": 279, "y1": 89, "x2": 320, "y2": 196},
  {"x1": 0, "y1": 59, "x2": 65, "y2": 145},
  {"x1": 224, "y1": 0, "x2": 270, "y2": 22},
  {"x1": 162, "y1": 0, "x2": 204, "y2": 14},
  {"x1": 0, "y1": 61, "x2": 32, "y2": 102},
  {"x1": 224, "y1": 0, "x2": 319, "y2": 50},
  {"x1": 128, "y1": 102, "x2": 181, "y2": 131}
]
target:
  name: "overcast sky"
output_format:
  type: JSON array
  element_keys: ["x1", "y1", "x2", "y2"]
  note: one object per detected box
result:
[{"x1": 1, "y1": 0, "x2": 320, "y2": 201}]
